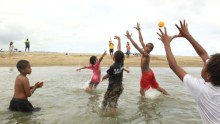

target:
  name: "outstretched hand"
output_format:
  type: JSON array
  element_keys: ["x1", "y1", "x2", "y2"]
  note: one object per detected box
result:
[
  {"x1": 134, "y1": 22, "x2": 140, "y2": 31},
  {"x1": 124, "y1": 30, "x2": 132, "y2": 39},
  {"x1": 114, "y1": 35, "x2": 120, "y2": 40},
  {"x1": 157, "y1": 27, "x2": 175, "y2": 45},
  {"x1": 175, "y1": 20, "x2": 191, "y2": 38},
  {"x1": 35, "y1": 82, "x2": 44, "y2": 88}
]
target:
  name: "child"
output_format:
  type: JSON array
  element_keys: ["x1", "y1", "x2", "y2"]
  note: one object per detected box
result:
[
  {"x1": 157, "y1": 20, "x2": 220, "y2": 123},
  {"x1": 9, "y1": 60, "x2": 43, "y2": 112},
  {"x1": 109, "y1": 37, "x2": 114, "y2": 57},
  {"x1": 9, "y1": 41, "x2": 14, "y2": 55},
  {"x1": 76, "y1": 51, "x2": 106, "y2": 91},
  {"x1": 125, "y1": 23, "x2": 169, "y2": 96},
  {"x1": 102, "y1": 36, "x2": 129, "y2": 115}
]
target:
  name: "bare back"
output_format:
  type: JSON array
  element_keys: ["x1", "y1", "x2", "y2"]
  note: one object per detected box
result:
[
  {"x1": 141, "y1": 53, "x2": 150, "y2": 73},
  {"x1": 13, "y1": 75, "x2": 31, "y2": 99}
]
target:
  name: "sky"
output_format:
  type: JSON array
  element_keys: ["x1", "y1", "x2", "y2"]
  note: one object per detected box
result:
[{"x1": 0, "y1": 0, "x2": 220, "y2": 56}]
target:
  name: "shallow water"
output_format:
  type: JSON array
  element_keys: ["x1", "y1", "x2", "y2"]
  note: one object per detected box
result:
[{"x1": 0, "y1": 67, "x2": 202, "y2": 124}]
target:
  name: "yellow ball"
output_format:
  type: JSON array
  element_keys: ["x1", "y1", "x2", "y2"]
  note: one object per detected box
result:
[{"x1": 158, "y1": 21, "x2": 164, "y2": 27}]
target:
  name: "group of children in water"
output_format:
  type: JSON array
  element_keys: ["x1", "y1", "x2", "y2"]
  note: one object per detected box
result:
[{"x1": 9, "y1": 20, "x2": 220, "y2": 123}]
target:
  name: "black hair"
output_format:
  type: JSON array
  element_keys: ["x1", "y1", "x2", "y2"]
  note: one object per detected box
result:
[
  {"x1": 16, "y1": 60, "x2": 30, "y2": 73},
  {"x1": 114, "y1": 50, "x2": 124, "y2": 64},
  {"x1": 89, "y1": 56, "x2": 97, "y2": 65},
  {"x1": 148, "y1": 42, "x2": 154, "y2": 51},
  {"x1": 206, "y1": 53, "x2": 220, "y2": 86}
]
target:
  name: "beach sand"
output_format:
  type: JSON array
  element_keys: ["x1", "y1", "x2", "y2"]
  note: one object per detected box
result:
[{"x1": 0, "y1": 52, "x2": 203, "y2": 67}]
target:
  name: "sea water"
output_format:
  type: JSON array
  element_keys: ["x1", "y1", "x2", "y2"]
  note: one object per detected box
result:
[{"x1": 0, "y1": 67, "x2": 202, "y2": 124}]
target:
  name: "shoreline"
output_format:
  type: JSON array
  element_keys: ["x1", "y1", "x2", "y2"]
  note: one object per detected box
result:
[{"x1": 0, "y1": 52, "x2": 203, "y2": 67}]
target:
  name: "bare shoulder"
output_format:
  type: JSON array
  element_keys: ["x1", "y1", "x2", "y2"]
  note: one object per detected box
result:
[{"x1": 16, "y1": 75, "x2": 29, "y2": 84}]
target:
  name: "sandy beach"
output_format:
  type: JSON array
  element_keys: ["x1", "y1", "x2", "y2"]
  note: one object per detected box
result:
[{"x1": 0, "y1": 52, "x2": 203, "y2": 67}]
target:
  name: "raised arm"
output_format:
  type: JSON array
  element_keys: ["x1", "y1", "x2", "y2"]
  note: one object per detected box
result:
[
  {"x1": 114, "y1": 36, "x2": 121, "y2": 51},
  {"x1": 175, "y1": 20, "x2": 209, "y2": 63},
  {"x1": 157, "y1": 27, "x2": 187, "y2": 81},
  {"x1": 98, "y1": 51, "x2": 107, "y2": 63},
  {"x1": 125, "y1": 30, "x2": 145, "y2": 55},
  {"x1": 134, "y1": 22, "x2": 145, "y2": 49}
]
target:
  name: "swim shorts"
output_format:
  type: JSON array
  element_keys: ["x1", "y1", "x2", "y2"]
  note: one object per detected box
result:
[
  {"x1": 89, "y1": 82, "x2": 99, "y2": 88},
  {"x1": 140, "y1": 69, "x2": 159, "y2": 90},
  {"x1": 9, "y1": 98, "x2": 35, "y2": 112}
]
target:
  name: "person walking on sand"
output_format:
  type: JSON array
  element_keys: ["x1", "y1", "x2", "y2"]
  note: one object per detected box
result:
[
  {"x1": 9, "y1": 41, "x2": 15, "y2": 55},
  {"x1": 25, "y1": 38, "x2": 30, "y2": 52},
  {"x1": 9, "y1": 60, "x2": 44, "y2": 112},
  {"x1": 76, "y1": 51, "x2": 107, "y2": 91},
  {"x1": 109, "y1": 37, "x2": 114, "y2": 57},
  {"x1": 157, "y1": 20, "x2": 220, "y2": 124},
  {"x1": 125, "y1": 22, "x2": 169, "y2": 96}
]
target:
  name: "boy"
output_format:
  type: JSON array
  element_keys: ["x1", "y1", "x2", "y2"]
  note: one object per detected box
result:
[
  {"x1": 9, "y1": 60, "x2": 43, "y2": 112},
  {"x1": 157, "y1": 20, "x2": 220, "y2": 123},
  {"x1": 25, "y1": 38, "x2": 30, "y2": 52},
  {"x1": 102, "y1": 36, "x2": 129, "y2": 115},
  {"x1": 109, "y1": 37, "x2": 114, "y2": 57},
  {"x1": 125, "y1": 23, "x2": 169, "y2": 96}
]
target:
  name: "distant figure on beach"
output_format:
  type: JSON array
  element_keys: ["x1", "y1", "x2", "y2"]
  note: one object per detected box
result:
[
  {"x1": 102, "y1": 36, "x2": 129, "y2": 115},
  {"x1": 9, "y1": 60, "x2": 43, "y2": 112},
  {"x1": 126, "y1": 42, "x2": 131, "y2": 58},
  {"x1": 76, "y1": 51, "x2": 107, "y2": 91},
  {"x1": 109, "y1": 37, "x2": 114, "y2": 57},
  {"x1": 9, "y1": 41, "x2": 14, "y2": 55},
  {"x1": 157, "y1": 20, "x2": 220, "y2": 123},
  {"x1": 125, "y1": 22, "x2": 169, "y2": 96},
  {"x1": 25, "y1": 38, "x2": 30, "y2": 52}
]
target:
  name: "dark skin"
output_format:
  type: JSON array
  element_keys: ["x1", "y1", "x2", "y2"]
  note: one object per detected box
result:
[
  {"x1": 125, "y1": 23, "x2": 169, "y2": 96},
  {"x1": 157, "y1": 20, "x2": 210, "y2": 82}
]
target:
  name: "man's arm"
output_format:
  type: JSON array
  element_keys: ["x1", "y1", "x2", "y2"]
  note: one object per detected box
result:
[
  {"x1": 102, "y1": 74, "x2": 109, "y2": 81},
  {"x1": 114, "y1": 36, "x2": 121, "y2": 51},
  {"x1": 125, "y1": 30, "x2": 146, "y2": 55},
  {"x1": 157, "y1": 27, "x2": 187, "y2": 81},
  {"x1": 175, "y1": 20, "x2": 209, "y2": 63},
  {"x1": 134, "y1": 22, "x2": 145, "y2": 49}
]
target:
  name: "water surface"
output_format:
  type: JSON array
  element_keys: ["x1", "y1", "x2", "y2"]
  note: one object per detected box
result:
[{"x1": 0, "y1": 67, "x2": 202, "y2": 124}]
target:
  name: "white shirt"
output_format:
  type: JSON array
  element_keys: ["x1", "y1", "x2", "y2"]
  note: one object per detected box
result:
[{"x1": 183, "y1": 74, "x2": 220, "y2": 124}]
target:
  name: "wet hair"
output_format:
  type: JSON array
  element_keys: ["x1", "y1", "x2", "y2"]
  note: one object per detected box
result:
[
  {"x1": 148, "y1": 42, "x2": 154, "y2": 51},
  {"x1": 16, "y1": 60, "x2": 30, "y2": 73},
  {"x1": 89, "y1": 56, "x2": 97, "y2": 65},
  {"x1": 114, "y1": 50, "x2": 124, "y2": 64},
  {"x1": 206, "y1": 53, "x2": 220, "y2": 86}
]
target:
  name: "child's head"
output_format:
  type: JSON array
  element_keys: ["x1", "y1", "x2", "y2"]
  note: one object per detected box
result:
[
  {"x1": 202, "y1": 53, "x2": 220, "y2": 86},
  {"x1": 16, "y1": 60, "x2": 32, "y2": 74},
  {"x1": 113, "y1": 50, "x2": 125, "y2": 63},
  {"x1": 10, "y1": 42, "x2": 13, "y2": 45},
  {"x1": 89, "y1": 56, "x2": 97, "y2": 65},
  {"x1": 144, "y1": 43, "x2": 154, "y2": 53}
]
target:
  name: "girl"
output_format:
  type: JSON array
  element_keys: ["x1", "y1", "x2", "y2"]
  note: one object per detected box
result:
[{"x1": 76, "y1": 51, "x2": 106, "y2": 91}]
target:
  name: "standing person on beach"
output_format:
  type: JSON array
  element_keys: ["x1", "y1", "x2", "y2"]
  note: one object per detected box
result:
[
  {"x1": 109, "y1": 37, "x2": 114, "y2": 57},
  {"x1": 25, "y1": 38, "x2": 30, "y2": 52},
  {"x1": 157, "y1": 20, "x2": 220, "y2": 123},
  {"x1": 102, "y1": 36, "x2": 129, "y2": 115},
  {"x1": 126, "y1": 42, "x2": 131, "y2": 58},
  {"x1": 76, "y1": 51, "x2": 107, "y2": 91},
  {"x1": 9, "y1": 60, "x2": 44, "y2": 112},
  {"x1": 125, "y1": 22, "x2": 169, "y2": 96},
  {"x1": 9, "y1": 41, "x2": 15, "y2": 55}
]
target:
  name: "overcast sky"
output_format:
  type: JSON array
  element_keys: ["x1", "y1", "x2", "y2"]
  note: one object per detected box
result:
[{"x1": 0, "y1": 0, "x2": 220, "y2": 56}]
